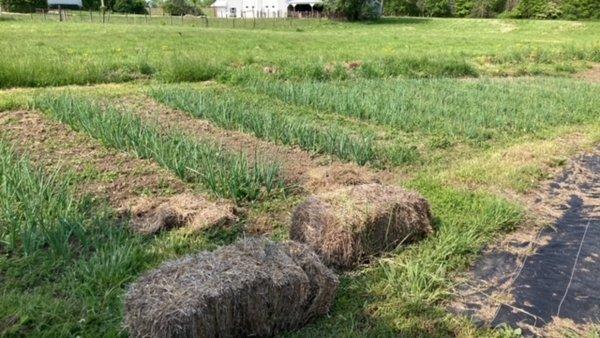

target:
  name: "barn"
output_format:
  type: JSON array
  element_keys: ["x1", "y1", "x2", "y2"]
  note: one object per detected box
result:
[{"x1": 211, "y1": 0, "x2": 322, "y2": 18}]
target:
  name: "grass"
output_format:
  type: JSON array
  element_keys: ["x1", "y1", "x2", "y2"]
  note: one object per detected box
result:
[
  {"x1": 237, "y1": 77, "x2": 600, "y2": 148},
  {"x1": 0, "y1": 141, "x2": 88, "y2": 257},
  {"x1": 150, "y1": 84, "x2": 383, "y2": 165},
  {"x1": 1, "y1": 15, "x2": 600, "y2": 338},
  {"x1": 288, "y1": 179, "x2": 524, "y2": 337},
  {"x1": 33, "y1": 94, "x2": 284, "y2": 202},
  {"x1": 0, "y1": 139, "x2": 241, "y2": 335},
  {"x1": 0, "y1": 18, "x2": 599, "y2": 88}
]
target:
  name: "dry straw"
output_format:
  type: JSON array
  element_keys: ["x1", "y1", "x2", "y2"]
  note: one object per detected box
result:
[
  {"x1": 291, "y1": 183, "x2": 434, "y2": 269},
  {"x1": 124, "y1": 193, "x2": 238, "y2": 235},
  {"x1": 124, "y1": 237, "x2": 338, "y2": 337}
]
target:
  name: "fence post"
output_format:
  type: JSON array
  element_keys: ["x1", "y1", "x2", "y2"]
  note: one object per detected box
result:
[
  {"x1": 205, "y1": 16, "x2": 208, "y2": 27},
  {"x1": 181, "y1": 14, "x2": 183, "y2": 25},
  {"x1": 170, "y1": 15, "x2": 173, "y2": 24}
]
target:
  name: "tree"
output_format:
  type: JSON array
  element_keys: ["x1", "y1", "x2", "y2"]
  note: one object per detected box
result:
[
  {"x1": 323, "y1": 0, "x2": 382, "y2": 20},
  {"x1": 113, "y1": 0, "x2": 147, "y2": 13},
  {"x1": 161, "y1": 0, "x2": 199, "y2": 15},
  {"x1": 0, "y1": 0, "x2": 45, "y2": 12}
]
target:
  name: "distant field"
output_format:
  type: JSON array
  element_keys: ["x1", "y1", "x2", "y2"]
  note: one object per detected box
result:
[
  {"x1": 0, "y1": 16, "x2": 599, "y2": 337},
  {"x1": 0, "y1": 17, "x2": 599, "y2": 88}
]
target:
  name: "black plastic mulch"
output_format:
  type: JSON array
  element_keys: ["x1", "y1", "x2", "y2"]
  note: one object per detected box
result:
[{"x1": 489, "y1": 153, "x2": 600, "y2": 332}]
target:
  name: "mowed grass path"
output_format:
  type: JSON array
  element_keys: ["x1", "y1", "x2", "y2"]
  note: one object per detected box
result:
[{"x1": 0, "y1": 18, "x2": 599, "y2": 87}]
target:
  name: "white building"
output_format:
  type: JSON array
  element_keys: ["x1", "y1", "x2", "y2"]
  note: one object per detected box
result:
[{"x1": 211, "y1": 0, "x2": 321, "y2": 18}]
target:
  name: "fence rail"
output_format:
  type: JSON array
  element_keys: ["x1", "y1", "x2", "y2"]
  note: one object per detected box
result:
[{"x1": 0, "y1": 10, "x2": 333, "y2": 30}]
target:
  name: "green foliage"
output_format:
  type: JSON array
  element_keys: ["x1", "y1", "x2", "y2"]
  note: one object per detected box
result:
[
  {"x1": 238, "y1": 77, "x2": 600, "y2": 147},
  {"x1": 0, "y1": 20, "x2": 598, "y2": 89},
  {"x1": 384, "y1": 0, "x2": 420, "y2": 15},
  {"x1": 560, "y1": 0, "x2": 600, "y2": 19},
  {"x1": 0, "y1": 140, "x2": 239, "y2": 335},
  {"x1": 385, "y1": 0, "x2": 600, "y2": 18},
  {"x1": 0, "y1": 0, "x2": 45, "y2": 12},
  {"x1": 113, "y1": 0, "x2": 147, "y2": 13},
  {"x1": 150, "y1": 85, "x2": 381, "y2": 165},
  {"x1": 0, "y1": 142, "x2": 86, "y2": 257},
  {"x1": 323, "y1": 0, "x2": 382, "y2": 20},
  {"x1": 161, "y1": 0, "x2": 200, "y2": 15},
  {"x1": 454, "y1": 0, "x2": 507, "y2": 17},
  {"x1": 33, "y1": 95, "x2": 284, "y2": 202},
  {"x1": 420, "y1": 0, "x2": 452, "y2": 16},
  {"x1": 507, "y1": 0, "x2": 562, "y2": 18}
]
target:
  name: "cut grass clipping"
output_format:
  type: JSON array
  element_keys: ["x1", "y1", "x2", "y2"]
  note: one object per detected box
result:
[
  {"x1": 150, "y1": 85, "x2": 378, "y2": 166},
  {"x1": 33, "y1": 95, "x2": 284, "y2": 202}
]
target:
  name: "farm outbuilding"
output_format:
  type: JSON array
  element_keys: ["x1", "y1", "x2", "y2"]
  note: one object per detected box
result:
[{"x1": 211, "y1": 0, "x2": 322, "y2": 18}]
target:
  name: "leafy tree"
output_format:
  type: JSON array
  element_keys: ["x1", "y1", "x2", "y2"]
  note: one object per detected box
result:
[
  {"x1": 161, "y1": 0, "x2": 199, "y2": 15},
  {"x1": 507, "y1": 0, "x2": 562, "y2": 18},
  {"x1": 113, "y1": 0, "x2": 147, "y2": 13},
  {"x1": 418, "y1": 0, "x2": 452, "y2": 16},
  {"x1": 0, "y1": 0, "x2": 45, "y2": 12},
  {"x1": 560, "y1": 0, "x2": 600, "y2": 19},
  {"x1": 454, "y1": 0, "x2": 506, "y2": 17},
  {"x1": 384, "y1": 0, "x2": 420, "y2": 15},
  {"x1": 323, "y1": 0, "x2": 382, "y2": 20}
]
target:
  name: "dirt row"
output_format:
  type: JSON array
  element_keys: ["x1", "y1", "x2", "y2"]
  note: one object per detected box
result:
[
  {"x1": 0, "y1": 94, "x2": 393, "y2": 237},
  {"x1": 115, "y1": 95, "x2": 389, "y2": 195},
  {"x1": 0, "y1": 111, "x2": 237, "y2": 235}
]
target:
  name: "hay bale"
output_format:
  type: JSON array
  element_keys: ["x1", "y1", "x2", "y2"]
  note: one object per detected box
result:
[
  {"x1": 125, "y1": 193, "x2": 238, "y2": 235},
  {"x1": 291, "y1": 183, "x2": 434, "y2": 269},
  {"x1": 124, "y1": 237, "x2": 339, "y2": 338}
]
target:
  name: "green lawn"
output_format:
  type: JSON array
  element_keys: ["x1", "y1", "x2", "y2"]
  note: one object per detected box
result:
[{"x1": 0, "y1": 17, "x2": 599, "y2": 337}]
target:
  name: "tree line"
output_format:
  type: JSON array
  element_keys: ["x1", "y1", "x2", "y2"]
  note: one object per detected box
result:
[
  {"x1": 0, "y1": 0, "x2": 206, "y2": 15},
  {"x1": 383, "y1": 0, "x2": 599, "y2": 19},
  {"x1": 1, "y1": 0, "x2": 597, "y2": 19}
]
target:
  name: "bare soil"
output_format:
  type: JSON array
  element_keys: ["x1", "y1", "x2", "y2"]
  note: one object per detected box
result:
[
  {"x1": 575, "y1": 64, "x2": 600, "y2": 83},
  {"x1": 0, "y1": 111, "x2": 236, "y2": 234}
]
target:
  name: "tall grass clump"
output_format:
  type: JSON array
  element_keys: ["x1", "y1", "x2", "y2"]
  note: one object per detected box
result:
[
  {"x1": 150, "y1": 86, "x2": 379, "y2": 165},
  {"x1": 33, "y1": 95, "x2": 283, "y2": 202},
  {"x1": 158, "y1": 54, "x2": 224, "y2": 83},
  {"x1": 0, "y1": 56, "x2": 154, "y2": 89},
  {"x1": 240, "y1": 77, "x2": 600, "y2": 146},
  {"x1": 0, "y1": 141, "x2": 87, "y2": 257}
]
